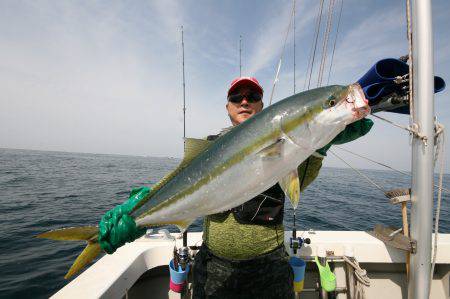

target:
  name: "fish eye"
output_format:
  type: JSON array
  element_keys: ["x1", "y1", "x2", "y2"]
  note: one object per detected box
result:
[
  {"x1": 329, "y1": 99, "x2": 336, "y2": 107},
  {"x1": 327, "y1": 96, "x2": 336, "y2": 107}
]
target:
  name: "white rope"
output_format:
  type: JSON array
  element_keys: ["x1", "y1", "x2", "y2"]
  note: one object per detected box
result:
[
  {"x1": 334, "y1": 145, "x2": 408, "y2": 174},
  {"x1": 406, "y1": 0, "x2": 414, "y2": 119},
  {"x1": 343, "y1": 256, "x2": 370, "y2": 299},
  {"x1": 329, "y1": 150, "x2": 385, "y2": 193},
  {"x1": 317, "y1": 0, "x2": 335, "y2": 87},
  {"x1": 334, "y1": 143, "x2": 450, "y2": 194},
  {"x1": 430, "y1": 124, "x2": 445, "y2": 284},
  {"x1": 269, "y1": 1, "x2": 296, "y2": 105},
  {"x1": 332, "y1": 123, "x2": 445, "y2": 297},
  {"x1": 434, "y1": 122, "x2": 445, "y2": 166},
  {"x1": 303, "y1": 9, "x2": 317, "y2": 90},
  {"x1": 305, "y1": 0, "x2": 325, "y2": 91},
  {"x1": 269, "y1": 62, "x2": 283, "y2": 106},
  {"x1": 370, "y1": 114, "x2": 428, "y2": 144},
  {"x1": 326, "y1": 0, "x2": 344, "y2": 85}
]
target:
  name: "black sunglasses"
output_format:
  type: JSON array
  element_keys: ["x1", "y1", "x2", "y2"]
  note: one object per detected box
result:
[{"x1": 228, "y1": 92, "x2": 262, "y2": 103}]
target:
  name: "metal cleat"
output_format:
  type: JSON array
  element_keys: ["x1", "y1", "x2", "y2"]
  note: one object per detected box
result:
[
  {"x1": 145, "y1": 228, "x2": 175, "y2": 241},
  {"x1": 372, "y1": 224, "x2": 416, "y2": 253}
]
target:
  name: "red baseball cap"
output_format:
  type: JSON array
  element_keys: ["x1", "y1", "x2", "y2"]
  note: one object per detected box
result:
[{"x1": 227, "y1": 77, "x2": 264, "y2": 97}]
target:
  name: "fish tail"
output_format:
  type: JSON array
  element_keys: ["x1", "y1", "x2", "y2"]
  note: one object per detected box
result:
[{"x1": 36, "y1": 226, "x2": 100, "y2": 279}]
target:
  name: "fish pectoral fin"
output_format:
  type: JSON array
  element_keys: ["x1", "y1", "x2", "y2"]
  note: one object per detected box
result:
[
  {"x1": 257, "y1": 138, "x2": 285, "y2": 158},
  {"x1": 279, "y1": 169, "x2": 300, "y2": 210}
]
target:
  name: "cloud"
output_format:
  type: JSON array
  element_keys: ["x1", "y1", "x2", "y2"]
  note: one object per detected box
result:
[
  {"x1": 0, "y1": 1, "x2": 245, "y2": 157},
  {"x1": 330, "y1": 5, "x2": 406, "y2": 81},
  {"x1": 246, "y1": 0, "x2": 317, "y2": 76},
  {"x1": 149, "y1": 0, "x2": 185, "y2": 37},
  {"x1": 0, "y1": 0, "x2": 449, "y2": 172},
  {"x1": 0, "y1": 2, "x2": 186, "y2": 156}
]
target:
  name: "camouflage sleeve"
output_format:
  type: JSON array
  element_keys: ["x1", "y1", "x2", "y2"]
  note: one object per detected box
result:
[{"x1": 297, "y1": 155, "x2": 323, "y2": 192}]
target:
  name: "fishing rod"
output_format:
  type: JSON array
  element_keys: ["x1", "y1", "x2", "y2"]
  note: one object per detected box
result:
[
  {"x1": 181, "y1": 26, "x2": 186, "y2": 149},
  {"x1": 180, "y1": 26, "x2": 188, "y2": 249},
  {"x1": 239, "y1": 35, "x2": 242, "y2": 76},
  {"x1": 293, "y1": 0, "x2": 296, "y2": 94}
]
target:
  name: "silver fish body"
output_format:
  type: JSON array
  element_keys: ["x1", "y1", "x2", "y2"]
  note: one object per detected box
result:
[
  {"x1": 134, "y1": 84, "x2": 369, "y2": 229},
  {"x1": 37, "y1": 84, "x2": 370, "y2": 279}
]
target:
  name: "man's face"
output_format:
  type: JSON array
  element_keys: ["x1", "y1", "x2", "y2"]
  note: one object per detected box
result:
[{"x1": 226, "y1": 86, "x2": 263, "y2": 126}]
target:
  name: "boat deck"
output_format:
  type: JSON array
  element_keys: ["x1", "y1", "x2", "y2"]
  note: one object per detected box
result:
[{"x1": 51, "y1": 230, "x2": 450, "y2": 299}]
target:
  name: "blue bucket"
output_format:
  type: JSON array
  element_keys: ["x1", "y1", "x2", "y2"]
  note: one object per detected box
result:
[
  {"x1": 289, "y1": 257, "x2": 306, "y2": 292},
  {"x1": 289, "y1": 257, "x2": 306, "y2": 282},
  {"x1": 169, "y1": 259, "x2": 190, "y2": 284}
]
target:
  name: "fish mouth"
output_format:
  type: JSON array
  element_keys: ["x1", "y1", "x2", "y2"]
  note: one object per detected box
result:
[
  {"x1": 347, "y1": 83, "x2": 371, "y2": 120},
  {"x1": 352, "y1": 106, "x2": 371, "y2": 119}
]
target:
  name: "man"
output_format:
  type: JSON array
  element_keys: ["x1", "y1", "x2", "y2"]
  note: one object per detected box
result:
[
  {"x1": 98, "y1": 77, "x2": 373, "y2": 298},
  {"x1": 192, "y1": 77, "x2": 328, "y2": 298}
]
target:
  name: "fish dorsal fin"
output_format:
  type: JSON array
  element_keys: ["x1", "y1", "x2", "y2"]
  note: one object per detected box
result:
[
  {"x1": 279, "y1": 169, "x2": 300, "y2": 210},
  {"x1": 183, "y1": 138, "x2": 212, "y2": 165},
  {"x1": 145, "y1": 138, "x2": 212, "y2": 200}
]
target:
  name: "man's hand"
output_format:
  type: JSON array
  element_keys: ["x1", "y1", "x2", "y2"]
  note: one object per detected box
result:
[
  {"x1": 98, "y1": 187, "x2": 150, "y2": 254},
  {"x1": 316, "y1": 118, "x2": 374, "y2": 156}
]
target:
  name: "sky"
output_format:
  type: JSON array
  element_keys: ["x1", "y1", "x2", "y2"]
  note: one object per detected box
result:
[{"x1": 1, "y1": 0, "x2": 449, "y2": 173}]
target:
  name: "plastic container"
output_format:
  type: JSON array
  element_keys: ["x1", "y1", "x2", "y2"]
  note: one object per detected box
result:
[
  {"x1": 169, "y1": 259, "x2": 190, "y2": 292},
  {"x1": 289, "y1": 257, "x2": 306, "y2": 292},
  {"x1": 169, "y1": 280, "x2": 186, "y2": 293}
]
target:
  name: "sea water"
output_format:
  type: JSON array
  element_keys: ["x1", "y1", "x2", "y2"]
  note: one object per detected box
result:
[{"x1": 1, "y1": 148, "x2": 448, "y2": 298}]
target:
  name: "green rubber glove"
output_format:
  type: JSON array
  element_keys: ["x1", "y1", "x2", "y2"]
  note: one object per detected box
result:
[
  {"x1": 316, "y1": 118, "x2": 374, "y2": 156},
  {"x1": 98, "y1": 186, "x2": 150, "y2": 254}
]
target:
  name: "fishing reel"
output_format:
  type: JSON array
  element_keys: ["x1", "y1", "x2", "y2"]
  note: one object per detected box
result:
[
  {"x1": 170, "y1": 245, "x2": 192, "y2": 294},
  {"x1": 176, "y1": 246, "x2": 190, "y2": 271},
  {"x1": 173, "y1": 231, "x2": 192, "y2": 271},
  {"x1": 290, "y1": 228, "x2": 311, "y2": 255}
]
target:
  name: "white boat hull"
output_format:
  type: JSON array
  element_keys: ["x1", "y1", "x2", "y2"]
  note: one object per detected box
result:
[{"x1": 51, "y1": 230, "x2": 450, "y2": 299}]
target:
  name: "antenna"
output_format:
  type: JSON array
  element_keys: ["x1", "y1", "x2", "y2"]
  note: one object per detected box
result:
[
  {"x1": 181, "y1": 26, "x2": 186, "y2": 146},
  {"x1": 239, "y1": 35, "x2": 242, "y2": 76}
]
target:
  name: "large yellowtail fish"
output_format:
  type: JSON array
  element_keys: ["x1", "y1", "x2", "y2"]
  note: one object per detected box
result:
[{"x1": 37, "y1": 84, "x2": 370, "y2": 278}]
